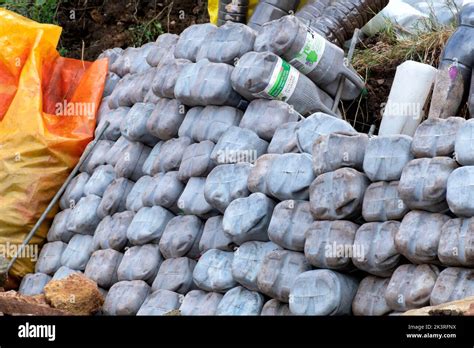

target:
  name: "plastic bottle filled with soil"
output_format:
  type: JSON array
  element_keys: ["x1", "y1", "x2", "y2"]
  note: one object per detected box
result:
[
  {"x1": 248, "y1": 0, "x2": 300, "y2": 31},
  {"x1": 218, "y1": 0, "x2": 250, "y2": 26},
  {"x1": 254, "y1": 15, "x2": 366, "y2": 100},
  {"x1": 429, "y1": 2, "x2": 474, "y2": 119}
]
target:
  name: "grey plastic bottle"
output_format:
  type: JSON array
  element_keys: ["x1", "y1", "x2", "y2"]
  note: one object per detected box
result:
[
  {"x1": 60, "y1": 234, "x2": 94, "y2": 271},
  {"x1": 142, "y1": 171, "x2": 184, "y2": 210},
  {"x1": 59, "y1": 171, "x2": 89, "y2": 210},
  {"x1": 412, "y1": 117, "x2": 465, "y2": 158},
  {"x1": 93, "y1": 211, "x2": 134, "y2": 252},
  {"x1": 177, "y1": 177, "x2": 217, "y2": 217},
  {"x1": 146, "y1": 98, "x2": 187, "y2": 141},
  {"x1": 114, "y1": 141, "x2": 151, "y2": 182},
  {"x1": 268, "y1": 200, "x2": 313, "y2": 251},
  {"x1": 218, "y1": 0, "x2": 249, "y2": 25},
  {"x1": 106, "y1": 136, "x2": 131, "y2": 167},
  {"x1": 175, "y1": 59, "x2": 245, "y2": 107},
  {"x1": 385, "y1": 264, "x2": 439, "y2": 312},
  {"x1": 204, "y1": 163, "x2": 252, "y2": 213},
  {"x1": 151, "y1": 58, "x2": 191, "y2": 98},
  {"x1": 362, "y1": 181, "x2": 409, "y2": 222},
  {"x1": 398, "y1": 157, "x2": 458, "y2": 213},
  {"x1": 179, "y1": 290, "x2": 223, "y2": 315},
  {"x1": 232, "y1": 241, "x2": 282, "y2": 291},
  {"x1": 247, "y1": 154, "x2": 278, "y2": 196},
  {"x1": 430, "y1": 267, "x2": 474, "y2": 306},
  {"x1": 211, "y1": 126, "x2": 268, "y2": 165},
  {"x1": 312, "y1": 132, "x2": 368, "y2": 175},
  {"x1": 159, "y1": 215, "x2": 204, "y2": 259},
  {"x1": 231, "y1": 51, "x2": 335, "y2": 116},
  {"x1": 363, "y1": 135, "x2": 413, "y2": 182},
  {"x1": 199, "y1": 216, "x2": 235, "y2": 253},
  {"x1": 103, "y1": 71, "x2": 120, "y2": 97},
  {"x1": 103, "y1": 280, "x2": 150, "y2": 316},
  {"x1": 52, "y1": 266, "x2": 80, "y2": 281},
  {"x1": 296, "y1": 112, "x2": 356, "y2": 154},
  {"x1": 152, "y1": 137, "x2": 193, "y2": 173},
  {"x1": 438, "y1": 218, "x2": 474, "y2": 267},
  {"x1": 152, "y1": 257, "x2": 197, "y2": 295},
  {"x1": 267, "y1": 121, "x2": 300, "y2": 154},
  {"x1": 97, "y1": 177, "x2": 134, "y2": 218},
  {"x1": 125, "y1": 176, "x2": 153, "y2": 212},
  {"x1": 216, "y1": 286, "x2": 265, "y2": 315},
  {"x1": 197, "y1": 21, "x2": 256, "y2": 64},
  {"x1": 191, "y1": 106, "x2": 243, "y2": 143},
  {"x1": 18, "y1": 273, "x2": 52, "y2": 296},
  {"x1": 80, "y1": 140, "x2": 114, "y2": 174},
  {"x1": 35, "y1": 241, "x2": 67, "y2": 275},
  {"x1": 257, "y1": 249, "x2": 311, "y2": 302},
  {"x1": 470, "y1": 70, "x2": 474, "y2": 116},
  {"x1": 428, "y1": 3, "x2": 474, "y2": 119},
  {"x1": 352, "y1": 276, "x2": 391, "y2": 316},
  {"x1": 309, "y1": 168, "x2": 369, "y2": 220},
  {"x1": 304, "y1": 220, "x2": 359, "y2": 270},
  {"x1": 395, "y1": 211, "x2": 450, "y2": 265},
  {"x1": 120, "y1": 103, "x2": 158, "y2": 146},
  {"x1": 126, "y1": 206, "x2": 175, "y2": 245},
  {"x1": 174, "y1": 23, "x2": 218, "y2": 62},
  {"x1": 289, "y1": 270, "x2": 359, "y2": 315},
  {"x1": 146, "y1": 33, "x2": 179, "y2": 67},
  {"x1": 248, "y1": 0, "x2": 299, "y2": 31},
  {"x1": 455, "y1": 119, "x2": 474, "y2": 165},
  {"x1": 239, "y1": 99, "x2": 299, "y2": 141},
  {"x1": 447, "y1": 167, "x2": 474, "y2": 217},
  {"x1": 47, "y1": 209, "x2": 74, "y2": 243},
  {"x1": 178, "y1": 107, "x2": 205, "y2": 138},
  {"x1": 352, "y1": 221, "x2": 401, "y2": 277},
  {"x1": 266, "y1": 153, "x2": 315, "y2": 200},
  {"x1": 84, "y1": 249, "x2": 123, "y2": 289},
  {"x1": 193, "y1": 249, "x2": 237, "y2": 292},
  {"x1": 222, "y1": 192, "x2": 275, "y2": 244},
  {"x1": 66, "y1": 194, "x2": 102, "y2": 235},
  {"x1": 96, "y1": 107, "x2": 130, "y2": 142},
  {"x1": 178, "y1": 141, "x2": 216, "y2": 181},
  {"x1": 261, "y1": 299, "x2": 292, "y2": 315},
  {"x1": 83, "y1": 164, "x2": 116, "y2": 198},
  {"x1": 255, "y1": 15, "x2": 365, "y2": 100},
  {"x1": 296, "y1": 0, "x2": 390, "y2": 48},
  {"x1": 117, "y1": 244, "x2": 163, "y2": 284},
  {"x1": 137, "y1": 289, "x2": 182, "y2": 316}
]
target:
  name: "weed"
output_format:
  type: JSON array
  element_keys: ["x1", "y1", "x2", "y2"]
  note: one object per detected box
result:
[
  {"x1": 1, "y1": 0, "x2": 60, "y2": 24},
  {"x1": 129, "y1": 20, "x2": 164, "y2": 47}
]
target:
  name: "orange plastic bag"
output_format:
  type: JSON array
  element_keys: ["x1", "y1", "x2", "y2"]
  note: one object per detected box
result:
[{"x1": 0, "y1": 8, "x2": 108, "y2": 285}]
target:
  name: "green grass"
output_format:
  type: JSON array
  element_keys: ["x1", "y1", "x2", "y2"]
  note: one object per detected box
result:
[{"x1": 1, "y1": 0, "x2": 60, "y2": 24}]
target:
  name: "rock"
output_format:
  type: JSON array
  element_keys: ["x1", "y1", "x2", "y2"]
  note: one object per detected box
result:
[{"x1": 43, "y1": 273, "x2": 104, "y2": 315}]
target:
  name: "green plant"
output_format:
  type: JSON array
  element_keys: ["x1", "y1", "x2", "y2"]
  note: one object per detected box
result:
[
  {"x1": 1, "y1": 0, "x2": 60, "y2": 24},
  {"x1": 129, "y1": 20, "x2": 164, "y2": 47}
]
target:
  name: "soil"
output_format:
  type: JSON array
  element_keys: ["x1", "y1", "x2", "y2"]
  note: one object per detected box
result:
[
  {"x1": 56, "y1": 0, "x2": 209, "y2": 60},
  {"x1": 343, "y1": 35, "x2": 402, "y2": 133}
]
